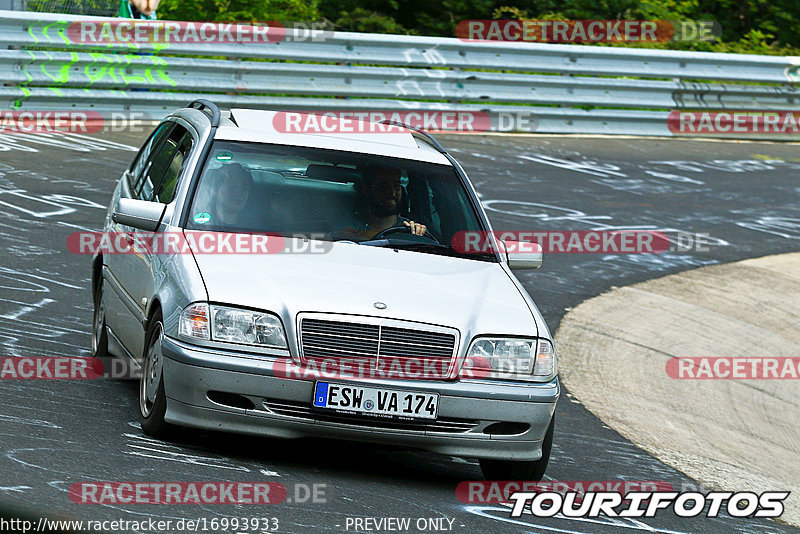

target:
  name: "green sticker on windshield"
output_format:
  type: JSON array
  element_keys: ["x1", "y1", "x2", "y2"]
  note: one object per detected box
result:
[
  {"x1": 216, "y1": 152, "x2": 232, "y2": 161},
  {"x1": 193, "y1": 212, "x2": 211, "y2": 224}
]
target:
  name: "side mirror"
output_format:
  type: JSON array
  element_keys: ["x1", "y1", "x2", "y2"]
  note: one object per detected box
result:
[
  {"x1": 500, "y1": 239, "x2": 542, "y2": 269},
  {"x1": 112, "y1": 198, "x2": 166, "y2": 232}
]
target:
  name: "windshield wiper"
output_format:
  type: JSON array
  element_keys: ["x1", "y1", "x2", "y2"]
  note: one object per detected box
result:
[{"x1": 358, "y1": 238, "x2": 421, "y2": 247}]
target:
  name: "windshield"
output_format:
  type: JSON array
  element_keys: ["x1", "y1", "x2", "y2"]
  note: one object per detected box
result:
[{"x1": 184, "y1": 141, "x2": 493, "y2": 259}]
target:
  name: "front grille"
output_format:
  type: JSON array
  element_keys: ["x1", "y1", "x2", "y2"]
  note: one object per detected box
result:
[
  {"x1": 299, "y1": 317, "x2": 458, "y2": 374},
  {"x1": 262, "y1": 399, "x2": 478, "y2": 434},
  {"x1": 301, "y1": 319, "x2": 380, "y2": 361}
]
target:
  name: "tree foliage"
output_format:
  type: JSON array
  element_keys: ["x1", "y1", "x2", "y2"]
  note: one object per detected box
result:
[
  {"x1": 157, "y1": 0, "x2": 320, "y2": 23},
  {"x1": 158, "y1": 0, "x2": 800, "y2": 54}
]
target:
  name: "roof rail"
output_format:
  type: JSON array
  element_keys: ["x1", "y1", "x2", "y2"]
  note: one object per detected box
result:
[
  {"x1": 187, "y1": 99, "x2": 221, "y2": 128},
  {"x1": 380, "y1": 120, "x2": 448, "y2": 155}
]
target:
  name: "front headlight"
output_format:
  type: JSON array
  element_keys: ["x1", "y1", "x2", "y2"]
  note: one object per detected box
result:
[
  {"x1": 461, "y1": 337, "x2": 556, "y2": 381},
  {"x1": 179, "y1": 303, "x2": 288, "y2": 349}
]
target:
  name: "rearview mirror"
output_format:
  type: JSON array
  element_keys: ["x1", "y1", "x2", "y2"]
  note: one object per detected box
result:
[
  {"x1": 112, "y1": 198, "x2": 166, "y2": 232},
  {"x1": 500, "y1": 239, "x2": 543, "y2": 269},
  {"x1": 304, "y1": 164, "x2": 359, "y2": 183}
]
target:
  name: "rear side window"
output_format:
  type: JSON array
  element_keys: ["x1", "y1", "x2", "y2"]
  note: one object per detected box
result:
[
  {"x1": 129, "y1": 123, "x2": 171, "y2": 193},
  {"x1": 153, "y1": 130, "x2": 194, "y2": 204},
  {"x1": 135, "y1": 125, "x2": 193, "y2": 203}
]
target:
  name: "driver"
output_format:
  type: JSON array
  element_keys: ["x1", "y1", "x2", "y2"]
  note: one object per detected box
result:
[{"x1": 343, "y1": 166, "x2": 427, "y2": 240}]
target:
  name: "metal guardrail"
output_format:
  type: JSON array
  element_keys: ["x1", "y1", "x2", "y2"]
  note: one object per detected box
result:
[{"x1": 1, "y1": 9, "x2": 799, "y2": 138}]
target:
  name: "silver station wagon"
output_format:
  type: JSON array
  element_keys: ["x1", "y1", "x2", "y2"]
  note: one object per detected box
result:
[{"x1": 92, "y1": 100, "x2": 559, "y2": 480}]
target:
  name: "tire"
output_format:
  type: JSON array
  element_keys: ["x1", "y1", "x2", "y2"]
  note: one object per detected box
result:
[
  {"x1": 91, "y1": 278, "x2": 109, "y2": 358},
  {"x1": 479, "y1": 415, "x2": 555, "y2": 481},
  {"x1": 139, "y1": 312, "x2": 173, "y2": 438}
]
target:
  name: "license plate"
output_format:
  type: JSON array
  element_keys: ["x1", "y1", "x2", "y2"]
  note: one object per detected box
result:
[{"x1": 312, "y1": 382, "x2": 439, "y2": 420}]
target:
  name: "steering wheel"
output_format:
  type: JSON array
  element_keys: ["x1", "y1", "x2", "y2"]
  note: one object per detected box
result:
[{"x1": 371, "y1": 225, "x2": 440, "y2": 244}]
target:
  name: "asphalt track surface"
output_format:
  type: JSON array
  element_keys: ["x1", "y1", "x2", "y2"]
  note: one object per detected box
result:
[{"x1": 0, "y1": 129, "x2": 798, "y2": 534}]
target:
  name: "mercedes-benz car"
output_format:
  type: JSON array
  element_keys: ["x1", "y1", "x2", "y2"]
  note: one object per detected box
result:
[{"x1": 91, "y1": 100, "x2": 559, "y2": 480}]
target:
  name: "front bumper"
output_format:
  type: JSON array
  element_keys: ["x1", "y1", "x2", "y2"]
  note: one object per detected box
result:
[{"x1": 161, "y1": 336, "x2": 559, "y2": 461}]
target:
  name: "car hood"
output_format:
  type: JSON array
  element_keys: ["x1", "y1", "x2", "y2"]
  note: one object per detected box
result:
[{"x1": 190, "y1": 239, "x2": 538, "y2": 350}]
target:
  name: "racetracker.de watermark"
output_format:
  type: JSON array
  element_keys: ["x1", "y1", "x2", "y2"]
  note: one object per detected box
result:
[
  {"x1": 668, "y1": 111, "x2": 800, "y2": 135},
  {"x1": 666, "y1": 357, "x2": 800, "y2": 379},
  {"x1": 69, "y1": 482, "x2": 288, "y2": 504},
  {"x1": 456, "y1": 481, "x2": 675, "y2": 503},
  {"x1": 452, "y1": 231, "x2": 717, "y2": 254},
  {"x1": 0, "y1": 356, "x2": 141, "y2": 380},
  {"x1": 67, "y1": 20, "x2": 331, "y2": 44},
  {"x1": 456, "y1": 19, "x2": 719, "y2": 43},
  {"x1": 273, "y1": 355, "x2": 500, "y2": 381},
  {"x1": 271, "y1": 110, "x2": 537, "y2": 133},
  {"x1": 67, "y1": 232, "x2": 331, "y2": 255},
  {"x1": 0, "y1": 111, "x2": 154, "y2": 134},
  {"x1": 0, "y1": 111, "x2": 103, "y2": 134},
  {"x1": 452, "y1": 230, "x2": 671, "y2": 254}
]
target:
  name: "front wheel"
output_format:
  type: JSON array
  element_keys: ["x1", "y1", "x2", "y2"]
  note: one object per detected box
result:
[
  {"x1": 479, "y1": 415, "x2": 555, "y2": 481},
  {"x1": 139, "y1": 312, "x2": 173, "y2": 438}
]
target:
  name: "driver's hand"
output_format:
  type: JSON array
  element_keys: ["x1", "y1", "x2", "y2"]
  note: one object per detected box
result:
[{"x1": 403, "y1": 220, "x2": 427, "y2": 236}]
